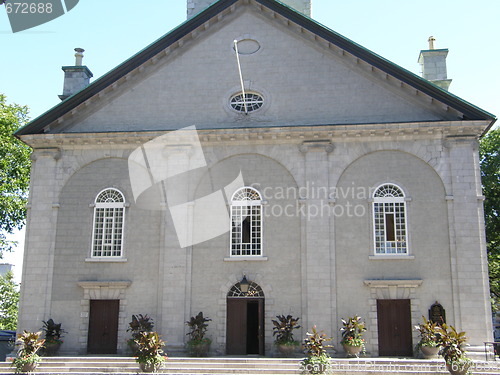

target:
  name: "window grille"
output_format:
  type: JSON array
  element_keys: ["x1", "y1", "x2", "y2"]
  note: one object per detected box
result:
[
  {"x1": 230, "y1": 187, "x2": 262, "y2": 256},
  {"x1": 92, "y1": 188, "x2": 125, "y2": 258},
  {"x1": 230, "y1": 92, "x2": 264, "y2": 113},
  {"x1": 373, "y1": 184, "x2": 407, "y2": 254},
  {"x1": 227, "y1": 281, "x2": 264, "y2": 298}
]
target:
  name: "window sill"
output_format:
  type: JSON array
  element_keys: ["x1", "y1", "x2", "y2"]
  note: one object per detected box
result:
[
  {"x1": 224, "y1": 256, "x2": 268, "y2": 262},
  {"x1": 369, "y1": 255, "x2": 415, "y2": 260},
  {"x1": 85, "y1": 258, "x2": 128, "y2": 263}
]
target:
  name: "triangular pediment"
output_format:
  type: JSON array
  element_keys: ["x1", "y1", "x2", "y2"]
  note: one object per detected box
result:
[{"x1": 16, "y1": 0, "x2": 495, "y2": 136}]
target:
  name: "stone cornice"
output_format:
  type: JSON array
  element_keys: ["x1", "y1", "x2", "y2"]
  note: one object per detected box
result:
[
  {"x1": 363, "y1": 279, "x2": 423, "y2": 288},
  {"x1": 77, "y1": 280, "x2": 132, "y2": 289},
  {"x1": 443, "y1": 135, "x2": 480, "y2": 150},
  {"x1": 18, "y1": 121, "x2": 488, "y2": 149},
  {"x1": 30, "y1": 147, "x2": 61, "y2": 161}
]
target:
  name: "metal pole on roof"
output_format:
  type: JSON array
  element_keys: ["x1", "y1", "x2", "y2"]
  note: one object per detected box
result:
[{"x1": 234, "y1": 40, "x2": 248, "y2": 114}]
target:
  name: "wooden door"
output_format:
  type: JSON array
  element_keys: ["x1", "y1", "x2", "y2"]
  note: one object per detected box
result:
[
  {"x1": 227, "y1": 299, "x2": 247, "y2": 354},
  {"x1": 257, "y1": 299, "x2": 264, "y2": 355},
  {"x1": 226, "y1": 298, "x2": 265, "y2": 355},
  {"x1": 377, "y1": 299, "x2": 412, "y2": 356},
  {"x1": 87, "y1": 300, "x2": 119, "y2": 354}
]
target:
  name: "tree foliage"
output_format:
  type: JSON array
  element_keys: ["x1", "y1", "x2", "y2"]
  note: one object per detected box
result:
[
  {"x1": 479, "y1": 127, "x2": 500, "y2": 307},
  {"x1": 0, "y1": 94, "x2": 31, "y2": 257},
  {"x1": 0, "y1": 270, "x2": 19, "y2": 330}
]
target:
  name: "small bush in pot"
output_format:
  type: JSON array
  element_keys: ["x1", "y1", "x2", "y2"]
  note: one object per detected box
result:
[
  {"x1": 435, "y1": 324, "x2": 472, "y2": 375},
  {"x1": 185, "y1": 312, "x2": 212, "y2": 357},
  {"x1": 339, "y1": 315, "x2": 366, "y2": 357},
  {"x1": 127, "y1": 314, "x2": 154, "y2": 355},
  {"x1": 300, "y1": 326, "x2": 333, "y2": 374},
  {"x1": 11, "y1": 331, "x2": 45, "y2": 373},
  {"x1": 414, "y1": 316, "x2": 440, "y2": 358},
  {"x1": 135, "y1": 331, "x2": 166, "y2": 373},
  {"x1": 272, "y1": 315, "x2": 301, "y2": 357},
  {"x1": 41, "y1": 319, "x2": 66, "y2": 356}
]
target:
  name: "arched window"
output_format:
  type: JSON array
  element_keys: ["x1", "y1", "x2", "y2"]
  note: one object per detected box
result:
[
  {"x1": 230, "y1": 187, "x2": 262, "y2": 256},
  {"x1": 227, "y1": 281, "x2": 264, "y2": 298},
  {"x1": 373, "y1": 184, "x2": 407, "y2": 255},
  {"x1": 91, "y1": 188, "x2": 125, "y2": 258}
]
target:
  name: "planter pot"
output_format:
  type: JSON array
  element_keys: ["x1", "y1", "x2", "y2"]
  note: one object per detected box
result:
[
  {"x1": 276, "y1": 343, "x2": 299, "y2": 357},
  {"x1": 44, "y1": 342, "x2": 61, "y2": 356},
  {"x1": 342, "y1": 343, "x2": 363, "y2": 357},
  {"x1": 139, "y1": 362, "x2": 160, "y2": 373},
  {"x1": 420, "y1": 345, "x2": 440, "y2": 359},
  {"x1": 187, "y1": 341, "x2": 210, "y2": 357},
  {"x1": 446, "y1": 362, "x2": 472, "y2": 375},
  {"x1": 21, "y1": 362, "x2": 38, "y2": 373}
]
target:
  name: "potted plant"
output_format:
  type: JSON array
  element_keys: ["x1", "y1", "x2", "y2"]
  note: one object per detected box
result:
[
  {"x1": 339, "y1": 315, "x2": 366, "y2": 357},
  {"x1": 11, "y1": 331, "x2": 45, "y2": 373},
  {"x1": 127, "y1": 314, "x2": 154, "y2": 355},
  {"x1": 185, "y1": 312, "x2": 212, "y2": 356},
  {"x1": 272, "y1": 315, "x2": 301, "y2": 357},
  {"x1": 135, "y1": 331, "x2": 167, "y2": 373},
  {"x1": 414, "y1": 316, "x2": 440, "y2": 358},
  {"x1": 435, "y1": 324, "x2": 472, "y2": 375},
  {"x1": 41, "y1": 319, "x2": 66, "y2": 356},
  {"x1": 300, "y1": 326, "x2": 333, "y2": 374}
]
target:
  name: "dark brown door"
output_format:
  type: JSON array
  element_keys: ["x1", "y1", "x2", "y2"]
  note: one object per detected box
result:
[
  {"x1": 227, "y1": 299, "x2": 247, "y2": 354},
  {"x1": 227, "y1": 298, "x2": 264, "y2": 355},
  {"x1": 87, "y1": 300, "x2": 119, "y2": 354},
  {"x1": 377, "y1": 299, "x2": 412, "y2": 356}
]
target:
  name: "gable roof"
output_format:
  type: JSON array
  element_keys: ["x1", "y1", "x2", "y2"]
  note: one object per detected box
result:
[{"x1": 15, "y1": 0, "x2": 496, "y2": 136}]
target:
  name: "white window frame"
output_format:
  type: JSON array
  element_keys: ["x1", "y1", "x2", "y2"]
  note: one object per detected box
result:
[
  {"x1": 229, "y1": 187, "x2": 263, "y2": 257},
  {"x1": 372, "y1": 184, "x2": 409, "y2": 256},
  {"x1": 229, "y1": 92, "x2": 264, "y2": 113},
  {"x1": 90, "y1": 188, "x2": 126, "y2": 259}
]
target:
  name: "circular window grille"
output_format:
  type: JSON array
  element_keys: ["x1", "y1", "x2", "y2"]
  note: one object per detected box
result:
[
  {"x1": 227, "y1": 281, "x2": 264, "y2": 298},
  {"x1": 95, "y1": 189, "x2": 124, "y2": 203},
  {"x1": 373, "y1": 184, "x2": 404, "y2": 198},
  {"x1": 232, "y1": 187, "x2": 262, "y2": 202},
  {"x1": 230, "y1": 92, "x2": 264, "y2": 113}
]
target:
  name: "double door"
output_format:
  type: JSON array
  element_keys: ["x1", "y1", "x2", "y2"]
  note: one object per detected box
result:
[
  {"x1": 226, "y1": 298, "x2": 264, "y2": 355},
  {"x1": 87, "y1": 299, "x2": 119, "y2": 354},
  {"x1": 377, "y1": 299, "x2": 412, "y2": 356}
]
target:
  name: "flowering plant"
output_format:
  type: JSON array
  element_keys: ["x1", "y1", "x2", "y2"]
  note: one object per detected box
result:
[
  {"x1": 342, "y1": 336, "x2": 364, "y2": 347},
  {"x1": 340, "y1": 315, "x2": 366, "y2": 346},
  {"x1": 414, "y1": 316, "x2": 440, "y2": 348},
  {"x1": 135, "y1": 331, "x2": 166, "y2": 371},
  {"x1": 272, "y1": 315, "x2": 301, "y2": 345},
  {"x1": 11, "y1": 331, "x2": 45, "y2": 373},
  {"x1": 42, "y1": 319, "x2": 66, "y2": 345},
  {"x1": 301, "y1": 326, "x2": 333, "y2": 374},
  {"x1": 435, "y1": 324, "x2": 472, "y2": 374}
]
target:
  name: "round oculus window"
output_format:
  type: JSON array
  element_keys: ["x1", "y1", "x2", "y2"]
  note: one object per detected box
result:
[
  {"x1": 230, "y1": 92, "x2": 264, "y2": 113},
  {"x1": 233, "y1": 39, "x2": 260, "y2": 55}
]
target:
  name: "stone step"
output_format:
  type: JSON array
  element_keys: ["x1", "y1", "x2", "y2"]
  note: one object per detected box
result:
[{"x1": 0, "y1": 357, "x2": 499, "y2": 375}]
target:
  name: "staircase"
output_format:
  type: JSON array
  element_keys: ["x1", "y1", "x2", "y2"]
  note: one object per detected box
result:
[{"x1": 0, "y1": 357, "x2": 499, "y2": 375}]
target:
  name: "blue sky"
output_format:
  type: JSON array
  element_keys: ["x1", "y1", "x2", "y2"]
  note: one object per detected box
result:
[{"x1": 1, "y1": 0, "x2": 499, "y2": 281}]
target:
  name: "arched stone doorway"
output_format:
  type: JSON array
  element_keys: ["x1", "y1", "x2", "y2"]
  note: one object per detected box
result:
[{"x1": 226, "y1": 280, "x2": 265, "y2": 355}]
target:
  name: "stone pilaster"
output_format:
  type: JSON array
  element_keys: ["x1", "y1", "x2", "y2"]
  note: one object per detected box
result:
[
  {"x1": 444, "y1": 136, "x2": 492, "y2": 345},
  {"x1": 299, "y1": 141, "x2": 334, "y2": 336},
  {"x1": 159, "y1": 145, "x2": 193, "y2": 350},
  {"x1": 17, "y1": 148, "x2": 61, "y2": 332}
]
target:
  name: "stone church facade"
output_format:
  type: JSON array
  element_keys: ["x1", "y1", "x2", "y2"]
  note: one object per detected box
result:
[{"x1": 15, "y1": 0, "x2": 495, "y2": 356}]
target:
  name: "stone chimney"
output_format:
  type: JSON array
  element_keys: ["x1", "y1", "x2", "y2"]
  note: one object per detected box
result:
[
  {"x1": 59, "y1": 48, "x2": 93, "y2": 101},
  {"x1": 187, "y1": 0, "x2": 311, "y2": 19},
  {"x1": 418, "y1": 36, "x2": 452, "y2": 91}
]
